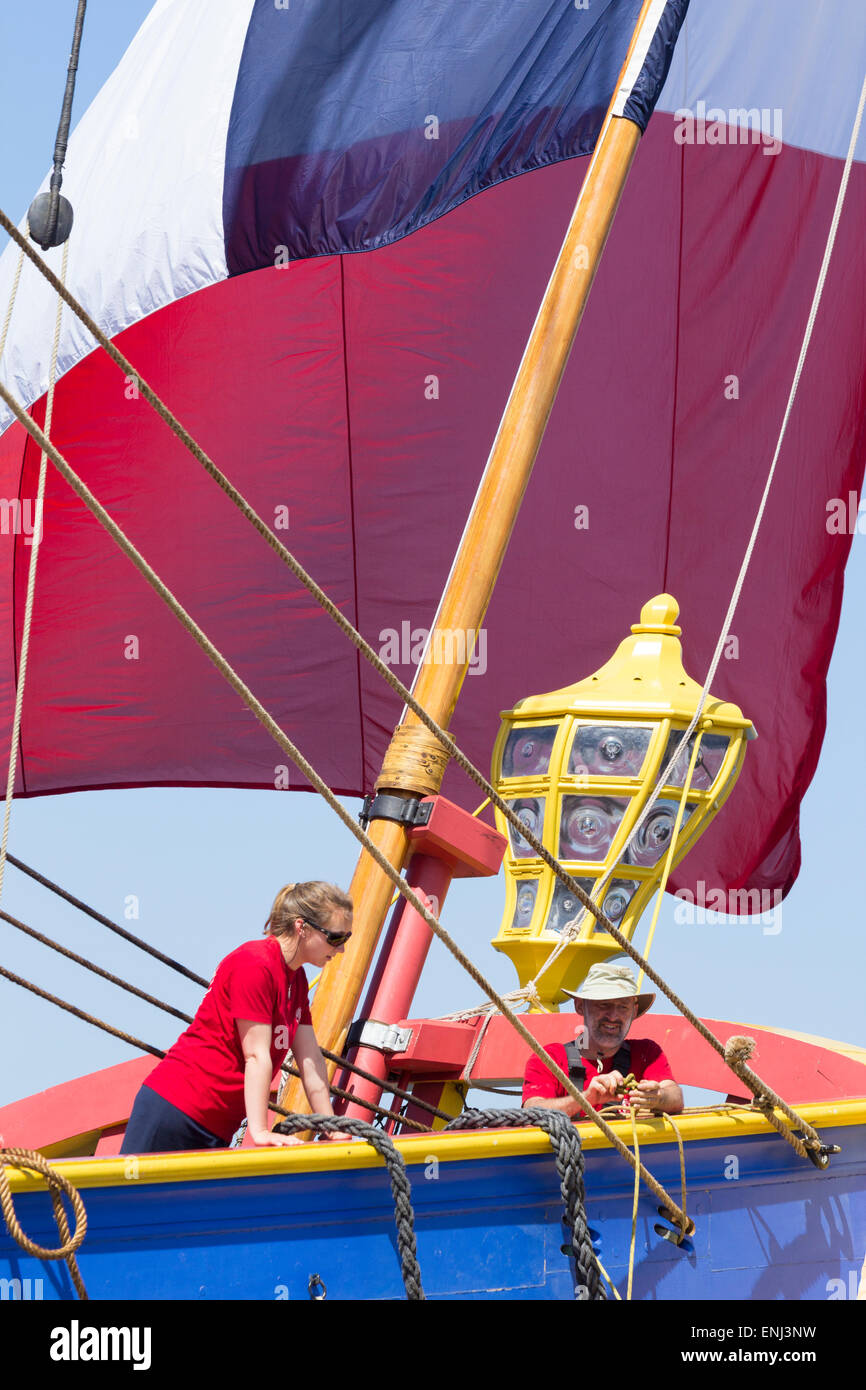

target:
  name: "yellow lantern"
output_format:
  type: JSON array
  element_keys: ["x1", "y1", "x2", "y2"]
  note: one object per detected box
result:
[{"x1": 490, "y1": 595, "x2": 755, "y2": 1007}]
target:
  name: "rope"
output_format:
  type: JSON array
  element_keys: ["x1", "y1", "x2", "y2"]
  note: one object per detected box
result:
[
  {"x1": 0, "y1": 961, "x2": 165, "y2": 1057},
  {"x1": 635, "y1": 732, "x2": 703, "y2": 990},
  {"x1": 0, "y1": 1146, "x2": 88, "y2": 1299},
  {"x1": 30, "y1": 0, "x2": 87, "y2": 249},
  {"x1": 0, "y1": 243, "x2": 25, "y2": 365},
  {"x1": 275, "y1": 1066, "x2": 430, "y2": 1135},
  {"x1": 445, "y1": 1108, "x2": 605, "y2": 1300},
  {"x1": 660, "y1": 1110, "x2": 688, "y2": 1235},
  {"x1": 0, "y1": 906, "x2": 193, "y2": 1023},
  {"x1": 318, "y1": 1046, "x2": 455, "y2": 1125},
  {"x1": 4, "y1": 852, "x2": 208, "y2": 986},
  {"x1": 273, "y1": 1113, "x2": 424, "y2": 1300},
  {"x1": 0, "y1": 209, "x2": 832, "y2": 1164},
  {"x1": 627, "y1": 1107, "x2": 639, "y2": 1301},
  {"x1": 0, "y1": 237, "x2": 68, "y2": 913}
]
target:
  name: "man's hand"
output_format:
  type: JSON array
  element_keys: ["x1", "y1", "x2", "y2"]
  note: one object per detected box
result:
[
  {"x1": 630, "y1": 1078, "x2": 684, "y2": 1115},
  {"x1": 584, "y1": 1071, "x2": 625, "y2": 1109}
]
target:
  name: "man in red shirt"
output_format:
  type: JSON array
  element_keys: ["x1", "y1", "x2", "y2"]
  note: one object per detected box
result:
[{"x1": 522, "y1": 962, "x2": 683, "y2": 1118}]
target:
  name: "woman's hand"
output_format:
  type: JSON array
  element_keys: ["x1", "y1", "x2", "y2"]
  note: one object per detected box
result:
[{"x1": 249, "y1": 1127, "x2": 304, "y2": 1147}]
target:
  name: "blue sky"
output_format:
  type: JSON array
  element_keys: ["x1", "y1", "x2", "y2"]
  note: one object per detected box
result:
[{"x1": 0, "y1": 1, "x2": 863, "y2": 1113}]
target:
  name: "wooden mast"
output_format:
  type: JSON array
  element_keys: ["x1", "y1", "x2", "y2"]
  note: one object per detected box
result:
[{"x1": 282, "y1": 0, "x2": 664, "y2": 1111}]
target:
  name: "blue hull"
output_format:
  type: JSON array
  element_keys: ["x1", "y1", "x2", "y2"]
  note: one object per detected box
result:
[{"x1": 3, "y1": 1117, "x2": 864, "y2": 1301}]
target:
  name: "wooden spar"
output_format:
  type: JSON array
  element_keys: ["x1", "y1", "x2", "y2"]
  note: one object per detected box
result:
[{"x1": 281, "y1": 0, "x2": 661, "y2": 1112}]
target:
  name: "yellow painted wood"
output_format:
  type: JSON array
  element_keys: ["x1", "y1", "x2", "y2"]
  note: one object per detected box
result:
[{"x1": 11, "y1": 1098, "x2": 865, "y2": 1193}]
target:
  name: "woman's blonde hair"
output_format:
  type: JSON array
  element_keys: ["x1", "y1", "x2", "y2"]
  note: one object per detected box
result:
[{"x1": 264, "y1": 881, "x2": 353, "y2": 940}]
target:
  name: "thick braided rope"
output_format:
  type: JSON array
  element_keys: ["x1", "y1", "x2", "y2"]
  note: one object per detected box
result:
[
  {"x1": 0, "y1": 237, "x2": 68, "y2": 911},
  {"x1": 445, "y1": 1108, "x2": 604, "y2": 1300},
  {"x1": 273, "y1": 1113, "x2": 424, "y2": 1300},
  {"x1": 723, "y1": 1035, "x2": 811, "y2": 1161},
  {"x1": 0, "y1": 1146, "x2": 88, "y2": 1299},
  {"x1": 0, "y1": 907, "x2": 194, "y2": 1023},
  {"x1": 0, "y1": 215, "x2": 827, "y2": 1159},
  {"x1": 0, "y1": 385, "x2": 693, "y2": 1234}
]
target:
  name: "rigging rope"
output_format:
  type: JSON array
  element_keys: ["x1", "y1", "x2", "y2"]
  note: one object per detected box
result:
[
  {"x1": 0, "y1": 1146, "x2": 88, "y2": 1299},
  {"x1": 318, "y1": 1046, "x2": 455, "y2": 1125},
  {"x1": 4, "y1": 852, "x2": 209, "y2": 986},
  {"x1": 0, "y1": 961, "x2": 165, "y2": 1058},
  {"x1": 0, "y1": 238, "x2": 68, "y2": 913},
  {"x1": 27, "y1": 0, "x2": 87, "y2": 250},
  {"x1": 275, "y1": 1065, "x2": 430, "y2": 1134},
  {"x1": 0, "y1": 243, "x2": 25, "y2": 366},
  {"x1": 0, "y1": 906, "x2": 194, "y2": 1023}
]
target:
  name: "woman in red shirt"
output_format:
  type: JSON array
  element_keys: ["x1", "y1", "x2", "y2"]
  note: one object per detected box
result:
[{"x1": 121, "y1": 881, "x2": 353, "y2": 1153}]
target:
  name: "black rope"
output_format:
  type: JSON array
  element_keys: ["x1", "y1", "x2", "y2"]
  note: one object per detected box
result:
[
  {"x1": 0, "y1": 963, "x2": 165, "y2": 1058},
  {"x1": 275, "y1": 1068, "x2": 430, "y2": 1135},
  {"x1": 319, "y1": 1046, "x2": 455, "y2": 1124},
  {"x1": 445, "y1": 1108, "x2": 605, "y2": 1301},
  {"x1": 29, "y1": 0, "x2": 88, "y2": 249},
  {"x1": 5, "y1": 853, "x2": 209, "y2": 987},
  {"x1": 0, "y1": 908, "x2": 194, "y2": 1024},
  {"x1": 274, "y1": 1113, "x2": 425, "y2": 1300}
]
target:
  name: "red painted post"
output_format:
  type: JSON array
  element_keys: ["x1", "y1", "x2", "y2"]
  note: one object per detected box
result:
[
  {"x1": 340, "y1": 854, "x2": 453, "y2": 1122},
  {"x1": 337, "y1": 795, "x2": 506, "y2": 1123}
]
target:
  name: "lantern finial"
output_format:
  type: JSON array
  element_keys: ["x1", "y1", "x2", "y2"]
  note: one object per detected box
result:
[{"x1": 633, "y1": 594, "x2": 681, "y2": 635}]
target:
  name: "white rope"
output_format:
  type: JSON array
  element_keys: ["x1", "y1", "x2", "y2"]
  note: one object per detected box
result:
[
  {"x1": 0, "y1": 236, "x2": 26, "y2": 367},
  {"x1": 0, "y1": 239, "x2": 69, "y2": 907},
  {"x1": 523, "y1": 63, "x2": 866, "y2": 990}
]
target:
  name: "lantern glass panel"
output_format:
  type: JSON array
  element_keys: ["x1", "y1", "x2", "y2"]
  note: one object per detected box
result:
[
  {"x1": 623, "y1": 798, "x2": 696, "y2": 867},
  {"x1": 658, "y1": 731, "x2": 730, "y2": 791},
  {"x1": 559, "y1": 795, "x2": 628, "y2": 862},
  {"x1": 544, "y1": 878, "x2": 594, "y2": 935},
  {"x1": 502, "y1": 725, "x2": 558, "y2": 778},
  {"x1": 506, "y1": 797, "x2": 545, "y2": 858},
  {"x1": 595, "y1": 878, "x2": 640, "y2": 934},
  {"x1": 568, "y1": 724, "x2": 654, "y2": 779},
  {"x1": 510, "y1": 879, "x2": 538, "y2": 930}
]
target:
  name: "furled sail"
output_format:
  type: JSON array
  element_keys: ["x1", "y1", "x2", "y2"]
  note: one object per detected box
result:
[{"x1": 0, "y1": 0, "x2": 863, "y2": 902}]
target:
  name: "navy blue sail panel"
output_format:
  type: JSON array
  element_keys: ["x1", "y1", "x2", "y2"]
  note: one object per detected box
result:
[{"x1": 223, "y1": 0, "x2": 689, "y2": 271}]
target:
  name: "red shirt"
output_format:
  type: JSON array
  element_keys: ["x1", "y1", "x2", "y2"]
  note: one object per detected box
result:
[
  {"x1": 522, "y1": 1039, "x2": 674, "y2": 1114},
  {"x1": 144, "y1": 936, "x2": 312, "y2": 1142}
]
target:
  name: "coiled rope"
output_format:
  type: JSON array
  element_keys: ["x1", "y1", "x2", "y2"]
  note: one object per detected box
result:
[
  {"x1": 445, "y1": 1108, "x2": 605, "y2": 1300},
  {"x1": 0, "y1": 1146, "x2": 88, "y2": 1300},
  {"x1": 273, "y1": 1113, "x2": 424, "y2": 1300}
]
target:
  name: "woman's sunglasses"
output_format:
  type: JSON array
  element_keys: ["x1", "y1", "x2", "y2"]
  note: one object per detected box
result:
[{"x1": 302, "y1": 918, "x2": 352, "y2": 947}]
